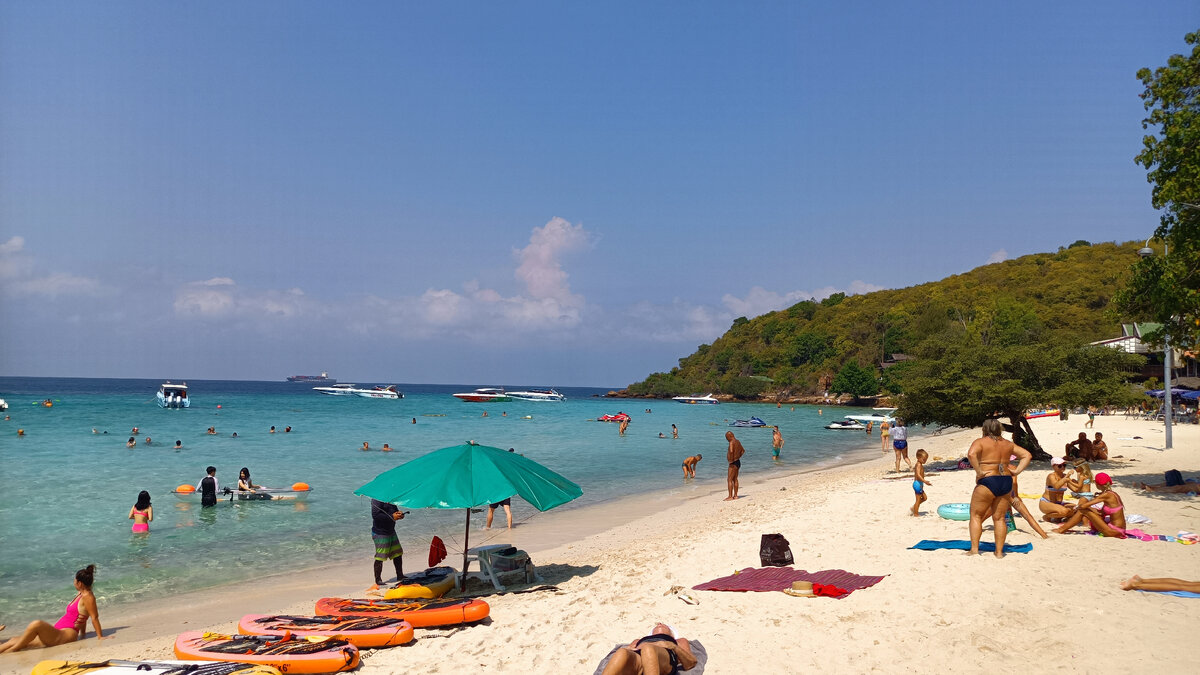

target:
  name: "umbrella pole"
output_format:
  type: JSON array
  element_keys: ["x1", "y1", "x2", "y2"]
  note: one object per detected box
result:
[{"x1": 460, "y1": 508, "x2": 471, "y2": 592}]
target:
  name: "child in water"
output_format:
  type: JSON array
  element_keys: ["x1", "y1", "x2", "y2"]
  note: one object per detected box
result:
[{"x1": 911, "y1": 449, "x2": 931, "y2": 516}]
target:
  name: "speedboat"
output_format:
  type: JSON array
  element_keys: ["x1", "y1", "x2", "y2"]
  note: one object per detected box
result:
[
  {"x1": 598, "y1": 412, "x2": 631, "y2": 422},
  {"x1": 157, "y1": 382, "x2": 190, "y2": 408},
  {"x1": 315, "y1": 384, "x2": 402, "y2": 398},
  {"x1": 452, "y1": 387, "x2": 513, "y2": 402},
  {"x1": 730, "y1": 417, "x2": 767, "y2": 427},
  {"x1": 507, "y1": 388, "x2": 565, "y2": 401},
  {"x1": 357, "y1": 385, "x2": 402, "y2": 399},
  {"x1": 845, "y1": 413, "x2": 895, "y2": 424},
  {"x1": 824, "y1": 417, "x2": 865, "y2": 430},
  {"x1": 0, "y1": 398, "x2": 7, "y2": 411},
  {"x1": 672, "y1": 394, "x2": 720, "y2": 404}
]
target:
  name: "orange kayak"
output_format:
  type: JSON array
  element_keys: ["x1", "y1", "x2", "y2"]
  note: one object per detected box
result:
[
  {"x1": 238, "y1": 614, "x2": 414, "y2": 648},
  {"x1": 314, "y1": 596, "x2": 490, "y2": 628},
  {"x1": 174, "y1": 631, "x2": 359, "y2": 674}
]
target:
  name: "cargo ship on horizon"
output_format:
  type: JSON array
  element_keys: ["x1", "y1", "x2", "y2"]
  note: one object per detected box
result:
[{"x1": 286, "y1": 372, "x2": 337, "y2": 384}]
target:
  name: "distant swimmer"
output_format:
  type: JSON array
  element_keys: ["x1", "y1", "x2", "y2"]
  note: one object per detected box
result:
[
  {"x1": 206, "y1": 427, "x2": 216, "y2": 435},
  {"x1": 672, "y1": 424, "x2": 678, "y2": 439},
  {"x1": 362, "y1": 441, "x2": 370, "y2": 451},
  {"x1": 143, "y1": 436, "x2": 152, "y2": 445},
  {"x1": 174, "y1": 440, "x2": 182, "y2": 450},
  {"x1": 17, "y1": 429, "x2": 24, "y2": 436},
  {"x1": 725, "y1": 431, "x2": 745, "y2": 501},
  {"x1": 683, "y1": 454, "x2": 702, "y2": 478},
  {"x1": 230, "y1": 432, "x2": 238, "y2": 438},
  {"x1": 502, "y1": 411, "x2": 507, "y2": 417},
  {"x1": 92, "y1": 428, "x2": 98, "y2": 434},
  {"x1": 771, "y1": 426, "x2": 784, "y2": 460},
  {"x1": 270, "y1": 426, "x2": 276, "y2": 433},
  {"x1": 412, "y1": 418, "x2": 416, "y2": 424},
  {"x1": 482, "y1": 411, "x2": 488, "y2": 418},
  {"x1": 131, "y1": 427, "x2": 139, "y2": 435},
  {"x1": 284, "y1": 426, "x2": 291, "y2": 433},
  {"x1": 618, "y1": 418, "x2": 629, "y2": 436},
  {"x1": 126, "y1": 437, "x2": 136, "y2": 448},
  {"x1": 658, "y1": 432, "x2": 666, "y2": 438},
  {"x1": 382, "y1": 443, "x2": 393, "y2": 452}
]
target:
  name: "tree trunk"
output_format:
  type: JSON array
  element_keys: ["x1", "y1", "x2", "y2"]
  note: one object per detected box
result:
[{"x1": 1003, "y1": 413, "x2": 1050, "y2": 461}]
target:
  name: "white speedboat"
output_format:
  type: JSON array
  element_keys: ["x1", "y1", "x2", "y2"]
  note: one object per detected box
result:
[
  {"x1": 357, "y1": 385, "x2": 402, "y2": 399},
  {"x1": 314, "y1": 383, "x2": 402, "y2": 399},
  {"x1": 157, "y1": 382, "x2": 190, "y2": 408},
  {"x1": 825, "y1": 417, "x2": 866, "y2": 430},
  {"x1": 0, "y1": 398, "x2": 7, "y2": 411},
  {"x1": 453, "y1": 387, "x2": 513, "y2": 402},
  {"x1": 507, "y1": 388, "x2": 565, "y2": 401},
  {"x1": 672, "y1": 393, "x2": 720, "y2": 404},
  {"x1": 845, "y1": 413, "x2": 895, "y2": 424}
]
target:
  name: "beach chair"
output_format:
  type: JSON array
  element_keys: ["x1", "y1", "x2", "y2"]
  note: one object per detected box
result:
[{"x1": 464, "y1": 544, "x2": 537, "y2": 591}]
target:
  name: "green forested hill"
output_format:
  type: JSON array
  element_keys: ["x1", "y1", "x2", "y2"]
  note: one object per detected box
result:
[{"x1": 627, "y1": 241, "x2": 1141, "y2": 398}]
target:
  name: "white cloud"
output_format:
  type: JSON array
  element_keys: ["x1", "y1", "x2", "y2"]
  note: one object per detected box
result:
[
  {"x1": 0, "y1": 235, "x2": 103, "y2": 296},
  {"x1": 0, "y1": 236, "x2": 25, "y2": 255},
  {"x1": 986, "y1": 249, "x2": 1008, "y2": 264},
  {"x1": 199, "y1": 277, "x2": 236, "y2": 286},
  {"x1": 174, "y1": 279, "x2": 312, "y2": 319},
  {"x1": 514, "y1": 217, "x2": 589, "y2": 305}
]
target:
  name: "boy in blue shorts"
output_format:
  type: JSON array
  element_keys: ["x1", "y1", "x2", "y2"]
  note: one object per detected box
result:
[{"x1": 911, "y1": 449, "x2": 931, "y2": 516}]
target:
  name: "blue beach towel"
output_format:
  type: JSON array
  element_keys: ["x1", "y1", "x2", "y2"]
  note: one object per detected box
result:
[
  {"x1": 1138, "y1": 590, "x2": 1200, "y2": 598},
  {"x1": 909, "y1": 539, "x2": 1034, "y2": 554}
]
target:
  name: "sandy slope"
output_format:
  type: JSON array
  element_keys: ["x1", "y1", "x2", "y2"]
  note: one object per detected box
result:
[{"x1": 5, "y1": 415, "x2": 1198, "y2": 674}]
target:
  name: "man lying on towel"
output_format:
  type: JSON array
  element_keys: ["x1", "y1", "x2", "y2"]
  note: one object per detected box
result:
[{"x1": 599, "y1": 623, "x2": 699, "y2": 675}]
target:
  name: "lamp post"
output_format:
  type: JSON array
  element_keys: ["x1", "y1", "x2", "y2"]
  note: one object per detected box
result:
[{"x1": 1138, "y1": 239, "x2": 1173, "y2": 450}]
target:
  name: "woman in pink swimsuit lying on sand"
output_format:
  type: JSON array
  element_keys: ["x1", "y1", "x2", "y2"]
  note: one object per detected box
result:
[{"x1": 0, "y1": 564, "x2": 107, "y2": 652}]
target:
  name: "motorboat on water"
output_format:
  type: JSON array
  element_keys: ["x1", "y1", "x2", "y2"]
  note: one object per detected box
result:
[
  {"x1": 452, "y1": 387, "x2": 513, "y2": 402},
  {"x1": 507, "y1": 388, "x2": 565, "y2": 401},
  {"x1": 672, "y1": 393, "x2": 720, "y2": 404},
  {"x1": 844, "y1": 413, "x2": 895, "y2": 425},
  {"x1": 0, "y1": 398, "x2": 7, "y2": 411},
  {"x1": 314, "y1": 383, "x2": 402, "y2": 398},
  {"x1": 357, "y1": 385, "x2": 402, "y2": 399},
  {"x1": 598, "y1": 412, "x2": 631, "y2": 422},
  {"x1": 730, "y1": 416, "x2": 767, "y2": 428},
  {"x1": 825, "y1": 417, "x2": 866, "y2": 430},
  {"x1": 157, "y1": 382, "x2": 190, "y2": 408}
]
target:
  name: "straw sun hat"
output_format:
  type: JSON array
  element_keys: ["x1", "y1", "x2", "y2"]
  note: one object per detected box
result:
[{"x1": 783, "y1": 581, "x2": 815, "y2": 597}]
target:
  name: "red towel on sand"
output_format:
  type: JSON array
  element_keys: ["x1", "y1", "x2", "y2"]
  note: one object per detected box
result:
[
  {"x1": 813, "y1": 583, "x2": 849, "y2": 598},
  {"x1": 429, "y1": 536, "x2": 448, "y2": 567},
  {"x1": 692, "y1": 567, "x2": 885, "y2": 599}
]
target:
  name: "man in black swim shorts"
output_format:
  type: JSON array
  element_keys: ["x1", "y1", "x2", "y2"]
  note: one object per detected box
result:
[{"x1": 725, "y1": 431, "x2": 745, "y2": 502}]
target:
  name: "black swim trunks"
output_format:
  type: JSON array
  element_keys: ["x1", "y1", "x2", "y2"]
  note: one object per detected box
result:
[
  {"x1": 977, "y1": 475, "x2": 1013, "y2": 498},
  {"x1": 490, "y1": 497, "x2": 512, "y2": 508},
  {"x1": 729, "y1": 459, "x2": 741, "y2": 469}
]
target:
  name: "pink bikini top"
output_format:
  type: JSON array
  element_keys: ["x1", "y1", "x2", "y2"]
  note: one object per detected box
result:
[{"x1": 53, "y1": 594, "x2": 83, "y2": 631}]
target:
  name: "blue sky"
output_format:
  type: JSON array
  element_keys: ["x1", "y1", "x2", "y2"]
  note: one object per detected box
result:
[{"x1": 1, "y1": 2, "x2": 1195, "y2": 386}]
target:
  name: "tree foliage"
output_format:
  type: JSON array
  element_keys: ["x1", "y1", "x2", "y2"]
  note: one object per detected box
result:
[
  {"x1": 831, "y1": 361, "x2": 878, "y2": 398},
  {"x1": 896, "y1": 333, "x2": 1145, "y2": 459},
  {"x1": 627, "y1": 242, "x2": 1144, "y2": 397},
  {"x1": 1114, "y1": 31, "x2": 1200, "y2": 349}
]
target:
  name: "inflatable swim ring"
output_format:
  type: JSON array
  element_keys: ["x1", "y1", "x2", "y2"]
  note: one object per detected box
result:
[{"x1": 937, "y1": 503, "x2": 970, "y2": 521}]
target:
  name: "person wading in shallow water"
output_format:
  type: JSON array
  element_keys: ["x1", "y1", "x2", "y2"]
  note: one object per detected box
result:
[{"x1": 724, "y1": 431, "x2": 745, "y2": 501}]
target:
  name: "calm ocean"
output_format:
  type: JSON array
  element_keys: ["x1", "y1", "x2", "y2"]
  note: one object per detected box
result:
[{"x1": 0, "y1": 377, "x2": 891, "y2": 626}]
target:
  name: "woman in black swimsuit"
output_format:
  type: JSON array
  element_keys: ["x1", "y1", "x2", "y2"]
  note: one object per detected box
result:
[
  {"x1": 967, "y1": 419, "x2": 1031, "y2": 558},
  {"x1": 600, "y1": 623, "x2": 698, "y2": 675}
]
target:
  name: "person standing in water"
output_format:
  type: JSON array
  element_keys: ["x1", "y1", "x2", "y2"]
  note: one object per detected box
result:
[
  {"x1": 724, "y1": 431, "x2": 745, "y2": 501},
  {"x1": 618, "y1": 417, "x2": 629, "y2": 436},
  {"x1": 196, "y1": 466, "x2": 218, "y2": 507},
  {"x1": 682, "y1": 454, "x2": 702, "y2": 478},
  {"x1": 771, "y1": 426, "x2": 784, "y2": 460},
  {"x1": 128, "y1": 491, "x2": 153, "y2": 532}
]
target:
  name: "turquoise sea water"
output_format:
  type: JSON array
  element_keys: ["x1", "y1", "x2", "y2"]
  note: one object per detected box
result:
[{"x1": 0, "y1": 377, "x2": 895, "y2": 626}]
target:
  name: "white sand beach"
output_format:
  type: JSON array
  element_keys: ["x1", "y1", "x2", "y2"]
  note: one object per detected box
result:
[{"x1": 5, "y1": 415, "x2": 1198, "y2": 674}]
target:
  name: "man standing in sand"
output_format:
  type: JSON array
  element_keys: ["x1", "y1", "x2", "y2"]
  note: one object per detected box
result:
[
  {"x1": 369, "y1": 498, "x2": 405, "y2": 588},
  {"x1": 725, "y1": 431, "x2": 745, "y2": 501},
  {"x1": 682, "y1": 454, "x2": 701, "y2": 477},
  {"x1": 771, "y1": 426, "x2": 784, "y2": 460}
]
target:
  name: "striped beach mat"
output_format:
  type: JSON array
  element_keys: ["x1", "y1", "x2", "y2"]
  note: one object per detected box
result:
[{"x1": 691, "y1": 568, "x2": 886, "y2": 597}]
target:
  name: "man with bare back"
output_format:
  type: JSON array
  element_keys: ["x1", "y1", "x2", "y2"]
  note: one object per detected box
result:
[{"x1": 725, "y1": 431, "x2": 745, "y2": 501}]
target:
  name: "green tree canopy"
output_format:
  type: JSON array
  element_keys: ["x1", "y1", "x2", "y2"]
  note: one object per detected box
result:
[
  {"x1": 896, "y1": 334, "x2": 1145, "y2": 459},
  {"x1": 1114, "y1": 31, "x2": 1200, "y2": 349},
  {"x1": 831, "y1": 361, "x2": 878, "y2": 399}
]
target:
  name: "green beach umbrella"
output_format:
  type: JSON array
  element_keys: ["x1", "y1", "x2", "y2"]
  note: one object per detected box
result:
[{"x1": 354, "y1": 441, "x2": 583, "y2": 589}]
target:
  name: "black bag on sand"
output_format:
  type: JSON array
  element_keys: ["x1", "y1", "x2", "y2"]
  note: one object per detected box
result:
[
  {"x1": 760, "y1": 533, "x2": 793, "y2": 567},
  {"x1": 1165, "y1": 469, "x2": 1184, "y2": 487}
]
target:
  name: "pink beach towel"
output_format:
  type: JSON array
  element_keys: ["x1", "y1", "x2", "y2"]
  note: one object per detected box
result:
[{"x1": 692, "y1": 568, "x2": 886, "y2": 599}]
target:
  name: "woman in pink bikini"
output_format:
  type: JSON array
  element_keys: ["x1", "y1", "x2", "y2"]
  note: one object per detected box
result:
[
  {"x1": 1053, "y1": 472, "x2": 1126, "y2": 538},
  {"x1": 129, "y1": 490, "x2": 153, "y2": 533},
  {"x1": 0, "y1": 564, "x2": 106, "y2": 652}
]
